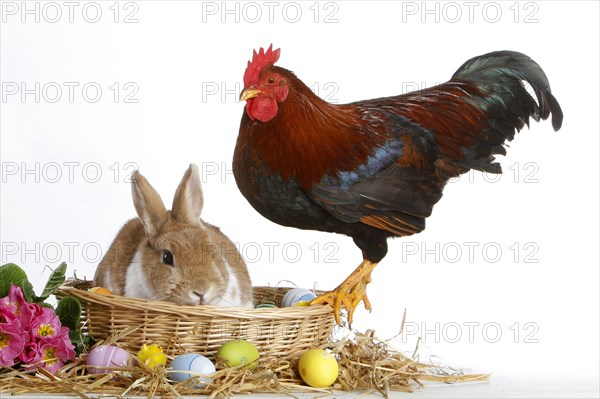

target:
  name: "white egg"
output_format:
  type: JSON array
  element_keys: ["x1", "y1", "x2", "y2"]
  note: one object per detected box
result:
[{"x1": 282, "y1": 288, "x2": 317, "y2": 307}]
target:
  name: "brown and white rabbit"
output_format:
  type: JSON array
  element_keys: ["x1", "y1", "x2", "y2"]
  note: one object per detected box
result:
[{"x1": 94, "y1": 164, "x2": 253, "y2": 308}]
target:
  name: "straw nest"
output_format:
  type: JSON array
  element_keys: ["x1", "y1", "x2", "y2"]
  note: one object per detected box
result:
[
  {"x1": 3, "y1": 280, "x2": 489, "y2": 397},
  {"x1": 1, "y1": 315, "x2": 489, "y2": 398}
]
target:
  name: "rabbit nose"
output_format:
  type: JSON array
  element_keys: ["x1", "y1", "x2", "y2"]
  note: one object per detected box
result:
[{"x1": 191, "y1": 291, "x2": 204, "y2": 305}]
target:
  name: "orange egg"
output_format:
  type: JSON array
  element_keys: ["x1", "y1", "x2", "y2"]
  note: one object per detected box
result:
[{"x1": 89, "y1": 287, "x2": 113, "y2": 295}]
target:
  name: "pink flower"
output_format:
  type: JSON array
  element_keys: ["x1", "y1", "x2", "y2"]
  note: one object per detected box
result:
[
  {"x1": 30, "y1": 307, "x2": 63, "y2": 341},
  {"x1": 55, "y1": 335, "x2": 75, "y2": 362},
  {"x1": 1, "y1": 284, "x2": 76, "y2": 373},
  {"x1": 0, "y1": 284, "x2": 38, "y2": 328},
  {"x1": 19, "y1": 340, "x2": 40, "y2": 364},
  {"x1": 0, "y1": 306, "x2": 16, "y2": 323},
  {"x1": 0, "y1": 313, "x2": 27, "y2": 367},
  {"x1": 25, "y1": 335, "x2": 75, "y2": 374},
  {"x1": 0, "y1": 296, "x2": 17, "y2": 314}
]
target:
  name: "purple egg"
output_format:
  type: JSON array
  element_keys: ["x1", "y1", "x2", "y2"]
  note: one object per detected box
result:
[{"x1": 86, "y1": 345, "x2": 134, "y2": 374}]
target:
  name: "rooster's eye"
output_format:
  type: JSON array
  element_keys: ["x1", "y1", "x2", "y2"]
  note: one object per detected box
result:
[{"x1": 268, "y1": 77, "x2": 275, "y2": 84}]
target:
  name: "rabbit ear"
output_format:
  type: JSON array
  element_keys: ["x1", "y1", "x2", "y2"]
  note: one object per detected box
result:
[
  {"x1": 171, "y1": 164, "x2": 204, "y2": 226},
  {"x1": 131, "y1": 170, "x2": 169, "y2": 239}
]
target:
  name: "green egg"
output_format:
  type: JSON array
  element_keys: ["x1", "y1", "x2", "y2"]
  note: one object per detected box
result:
[
  {"x1": 217, "y1": 339, "x2": 259, "y2": 370},
  {"x1": 255, "y1": 303, "x2": 278, "y2": 309}
]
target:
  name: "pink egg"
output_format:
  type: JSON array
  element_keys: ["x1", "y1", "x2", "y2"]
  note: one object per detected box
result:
[{"x1": 86, "y1": 345, "x2": 134, "y2": 374}]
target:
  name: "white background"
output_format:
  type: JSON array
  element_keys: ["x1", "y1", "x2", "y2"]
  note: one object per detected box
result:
[{"x1": 1, "y1": 1, "x2": 598, "y2": 397}]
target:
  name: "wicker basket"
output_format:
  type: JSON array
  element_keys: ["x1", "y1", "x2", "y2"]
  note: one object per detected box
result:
[{"x1": 57, "y1": 282, "x2": 334, "y2": 361}]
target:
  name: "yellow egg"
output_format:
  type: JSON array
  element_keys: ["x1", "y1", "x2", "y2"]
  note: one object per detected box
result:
[{"x1": 298, "y1": 349, "x2": 339, "y2": 388}]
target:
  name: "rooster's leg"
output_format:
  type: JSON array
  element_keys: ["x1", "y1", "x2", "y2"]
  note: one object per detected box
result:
[{"x1": 310, "y1": 260, "x2": 378, "y2": 325}]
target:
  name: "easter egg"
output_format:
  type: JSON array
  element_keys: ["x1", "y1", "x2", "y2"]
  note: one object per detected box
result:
[
  {"x1": 217, "y1": 340, "x2": 259, "y2": 369},
  {"x1": 86, "y1": 345, "x2": 134, "y2": 374},
  {"x1": 89, "y1": 287, "x2": 112, "y2": 295},
  {"x1": 298, "y1": 349, "x2": 339, "y2": 388},
  {"x1": 282, "y1": 288, "x2": 317, "y2": 307},
  {"x1": 255, "y1": 303, "x2": 278, "y2": 309},
  {"x1": 169, "y1": 353, "x2": 216, "y2": 386}
]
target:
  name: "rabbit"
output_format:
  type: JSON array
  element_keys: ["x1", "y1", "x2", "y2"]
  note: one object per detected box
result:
[{"x1": 94, "y1": 164, "x2": 254, "y2": 308}]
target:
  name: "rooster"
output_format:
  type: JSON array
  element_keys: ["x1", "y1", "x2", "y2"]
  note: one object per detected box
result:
[{"x1": 234, "y1": 45, "x2": 562, "y2": 324}]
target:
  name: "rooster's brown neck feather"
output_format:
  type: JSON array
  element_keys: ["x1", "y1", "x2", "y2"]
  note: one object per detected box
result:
[{"x1": 239, "y1": 68, "x2": 386, "y2": 189}]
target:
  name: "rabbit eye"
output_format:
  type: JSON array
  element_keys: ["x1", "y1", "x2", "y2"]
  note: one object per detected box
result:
[{"x1": 161, "y1": 250, "x2": 174, "y2": 266}]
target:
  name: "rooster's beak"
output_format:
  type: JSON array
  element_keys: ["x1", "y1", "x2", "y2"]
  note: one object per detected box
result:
[{"x1": 239, "y1": 88, "x2": 263, "y2": 101}]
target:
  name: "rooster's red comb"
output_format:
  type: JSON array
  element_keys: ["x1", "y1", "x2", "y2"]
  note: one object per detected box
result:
[{"x1": 243, "y1": 45, "x2": 281, "y2": 86}]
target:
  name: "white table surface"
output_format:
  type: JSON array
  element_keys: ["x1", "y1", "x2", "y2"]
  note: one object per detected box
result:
[{"x1": 5, "y1": 375, "x2": 598, "y2": 399}]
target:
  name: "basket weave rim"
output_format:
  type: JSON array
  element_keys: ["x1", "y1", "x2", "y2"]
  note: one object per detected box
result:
[{"x1": 57, "y1": 286, "x2": 334, "y2": 320}]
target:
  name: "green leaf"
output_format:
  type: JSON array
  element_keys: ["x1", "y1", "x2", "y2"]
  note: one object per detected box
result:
[
  {"x1": 38, "y1": 262, "x2": 67, "y2": 301},
  {"x1": 69, "y1": 329, "x2": 93, "y2": 356},
  {"x1": 55, "y1": 296, "x2": 82, "y2": 331},
  {"x1": 0, "y1": 263, "x2": 35, "y2": 301},
  {"x1": 21, "y1": 279, "x2": 36, "y2": 302}
]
